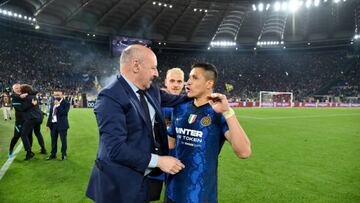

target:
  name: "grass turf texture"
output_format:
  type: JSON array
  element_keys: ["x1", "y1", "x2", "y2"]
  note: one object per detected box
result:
[{"x1": 0, "y1": 108, "x2": 359, "y2": 203}]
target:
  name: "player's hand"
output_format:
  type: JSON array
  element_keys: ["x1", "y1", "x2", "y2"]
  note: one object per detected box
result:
[
  {"x1": 208, "y1": 93, "x2": 230, "y2": 113},
  {"x1": 160, "y1": 87, "x2": 169, "y2": 93},
  {"x1": 46, "y1": 127, "x2": 50, "y2": 132},
  {"x1": 157, "y1": 156, "x2": 185, "y2": 175}
]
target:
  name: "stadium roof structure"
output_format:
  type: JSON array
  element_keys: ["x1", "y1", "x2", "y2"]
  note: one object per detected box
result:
[{"x1": 1, "y1": 0, "x2": 359, "y2": 49}]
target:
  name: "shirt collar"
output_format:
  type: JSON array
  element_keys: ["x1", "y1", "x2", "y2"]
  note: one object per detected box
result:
[{"x1": 121, "y1": 74, "x2": 139, "y2": 95}]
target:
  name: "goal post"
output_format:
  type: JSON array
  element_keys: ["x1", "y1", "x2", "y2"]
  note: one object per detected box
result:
[{"x1": 259, "y1": 91, "x2": 294, "y2": 107}]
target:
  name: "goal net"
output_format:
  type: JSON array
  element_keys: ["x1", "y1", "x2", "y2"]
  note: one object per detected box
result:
[{"x1": 259, "y1": 91, "x2": 293, "y2": 107}]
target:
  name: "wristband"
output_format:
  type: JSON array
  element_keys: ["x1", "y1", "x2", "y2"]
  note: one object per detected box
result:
[{"x1": 222, "y1": 108, "x2": 235, "y2": 119}]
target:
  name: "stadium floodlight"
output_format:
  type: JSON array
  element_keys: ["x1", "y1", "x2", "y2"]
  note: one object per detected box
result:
[
  {"x1": 152, "y1": 1, "x2": 156, "y2": 5},
  {"x1": 194, "y1": 8, "x2": 197, "y2": 12},
  {"x1": 314, "y1": 0, "x2": 320, "y2": 6},
  {"x1": 254, "y1": 47, "x2": 257, "y2": 50},
  {"x1": 283, "y1": 46, "x2": 286, "y2": 49},
  {"x1": 274, "y1": 2, "x2": 281, "y2": 12},
  {"x1": 354, "y1": 34, "x2": 360, "y2": 40},
  {"x1": 33, "y1": 18, "x2": 36, "y2": 22},
  {"x1": 164, "y1": 4, "x2": 167, "y2": 7},
  {"x1": 8, "y1": 11, "x2": 13, "y2": 16},
  {"x1": 205, "y1": 9, "x2": 208, "y2": 12},
  {"x1": 199, "y1": 9, "x2": 202, "y2": 12},
  {"x1": 169, "y1": 5, "x2": 173, "y2": 8},
  {"x1": 158, "y1": 3, "x2": 161, "y2": 6},
  {"x1": 236, "y1": 47, "x2": 238, "y2": 50},
  {"x1": 28, "y1": 17, "x2": 32, "y2": 21},
  {"x1": 210, "y1": 40, "x2": 236, "y2": 47},
  {"x1": 333, "y1": 0, "x2": 340, "y2": 3},
  {"x1": 282, "y1": 2, "x2": 288, "y2": 11},
  {"x1": 24, "y1": 16, "x2": 27, "y2": 19},
  {"x1": 252, "y1": 4, "x2": 257, "y2": 11},
  {"x1": 35, "y1": 24, "x2": 40, "y2": 29},
  {"x1": 266, "y1": 4, "x2": 271, "y2": 10},
  {"x1": 208, "y1": 47, "x2": 211, "y2": 50},
  {"x1": 324, "y1": 0, "x2": 327, "y2": 2},
  {"x1": 258, "y1": 3, "x2": 264, "y2": 12},
  {"x1": 18, "y1": 14, "x2": 22, "y2": 18},
  {"x1": 306, "y1": 0, "x2": 312, "y2": 8},
  {"x1": 14, "y1": 13, "x2": 18, "y2": 17},
  {"x1": 289, "y1": 0, "x2": 300, "y2": 12}
]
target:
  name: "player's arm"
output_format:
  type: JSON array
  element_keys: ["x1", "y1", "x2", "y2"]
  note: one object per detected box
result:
[
  {"x1": 223, "y1": 115, "x2": 251, "y2": 159},
  {"x1": 168, "y1": 136, "x2": 176, "y2": 149},
  {"x1": 208, "y1": 93, "x2": 251, "y2": 159}
]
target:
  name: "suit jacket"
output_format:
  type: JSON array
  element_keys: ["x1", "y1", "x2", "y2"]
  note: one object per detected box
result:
[
  {"x1": 46, "y1": 99, "x2": 70, "y2": 130},
  {"x1": 86, "y1": 75, "x2": 188, "y2": 203}
]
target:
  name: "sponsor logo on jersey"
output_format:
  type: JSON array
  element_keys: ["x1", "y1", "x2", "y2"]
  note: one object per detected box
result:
[{"x1": 175, "y1": 127, "x2": 203, "y2": 138}]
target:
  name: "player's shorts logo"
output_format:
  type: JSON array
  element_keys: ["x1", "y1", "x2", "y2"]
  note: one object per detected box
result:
[{"x1": 201, "y1": 116, "x2": 212, "y2": 126}]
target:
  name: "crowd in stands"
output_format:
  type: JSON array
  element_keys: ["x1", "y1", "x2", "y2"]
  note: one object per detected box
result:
[
  {"x1": 1, "y1": 28, "x2": 359, "y2": 102},
  {"x1": 157, "y1": 51, "x2": 359, "y2": 102}
]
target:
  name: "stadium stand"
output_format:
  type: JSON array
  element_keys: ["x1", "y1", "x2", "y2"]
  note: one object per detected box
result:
[{"x1": 1, "y1": 29, "x2": 359, "y2": 103}]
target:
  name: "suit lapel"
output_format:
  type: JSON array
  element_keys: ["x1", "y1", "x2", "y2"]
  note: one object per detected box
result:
[{"x1": 118, "y1": 76, "x2": 152, "y2": 132}]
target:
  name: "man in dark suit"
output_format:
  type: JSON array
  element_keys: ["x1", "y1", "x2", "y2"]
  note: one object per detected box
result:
[
  {"x1": 46, "y1": 90, "x2": 70, "y2": 160},
  {"x1": 86, "y1": 45, "x2": 186, "y2": 203}
]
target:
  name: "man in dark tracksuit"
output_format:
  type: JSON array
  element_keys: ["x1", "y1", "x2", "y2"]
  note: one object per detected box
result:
[
  {"x1": 46, "y1": 90, "x2": 70, "y2": 161},
  {"x1": 9, "y1": 84, "x2": 26, "y2": 158}
]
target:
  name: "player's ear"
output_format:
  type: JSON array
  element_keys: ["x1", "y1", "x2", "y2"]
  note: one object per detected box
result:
[{"x1": 206, "y1": 80, "x2": 214, "y2": 89}]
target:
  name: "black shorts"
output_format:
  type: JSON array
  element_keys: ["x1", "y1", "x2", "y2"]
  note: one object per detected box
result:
[{"x1": 148, "y1": 178, "x2": 163, "y2": 201}]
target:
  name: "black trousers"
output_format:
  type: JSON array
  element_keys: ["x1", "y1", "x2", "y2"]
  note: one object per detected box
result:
[
  {"x1": 50, "y1": 123, "x2": 68, "y2": 156},
  {"x1": 9, "y1": 121, "x2": 32, "y2": 152},
  {"x1": 21, "y1": 118, "x2": 45, "y2": 152}
]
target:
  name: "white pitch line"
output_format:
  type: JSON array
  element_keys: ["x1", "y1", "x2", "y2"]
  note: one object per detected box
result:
[
  {"x1": 240, "y1": 113, "x2": 360, "y2": 120},
  {"x1": 0, "y1": 143, "x2": 23, "y2": 181}
]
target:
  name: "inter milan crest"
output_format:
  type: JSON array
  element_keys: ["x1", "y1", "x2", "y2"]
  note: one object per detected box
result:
[
  {"x1": 188, "y1": 114, "x2": 197, "y2": 124},
  {"x1": 201, "y1": 116, "x2": 212, "y2": 126}
]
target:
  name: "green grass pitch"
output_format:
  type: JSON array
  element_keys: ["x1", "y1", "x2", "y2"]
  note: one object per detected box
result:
[{"x1": 0, "y1": 107, "x2": 359, "y2": 202}]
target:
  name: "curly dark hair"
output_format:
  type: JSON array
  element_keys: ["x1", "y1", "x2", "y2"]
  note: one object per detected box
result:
[{"x1": 20, "y1": 84, "x2": 33, "y2": 94}]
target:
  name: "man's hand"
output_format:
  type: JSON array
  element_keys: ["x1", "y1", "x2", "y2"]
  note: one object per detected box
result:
[
  {"x1": 20, "y1": 93, "x2": 28, "y2": 98},
  {"x1": 208, "y1": 93, "x2": 230, "y2": 113},
  {"x1": 54, "y1": 100, "x2": 60, "y2": 106},
  {"x1": 157, "y1": 156, "x2": 185, "y2": 175},
  {"x1": 32, "y1": 99, "x2": 38, "y2": 106}
]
